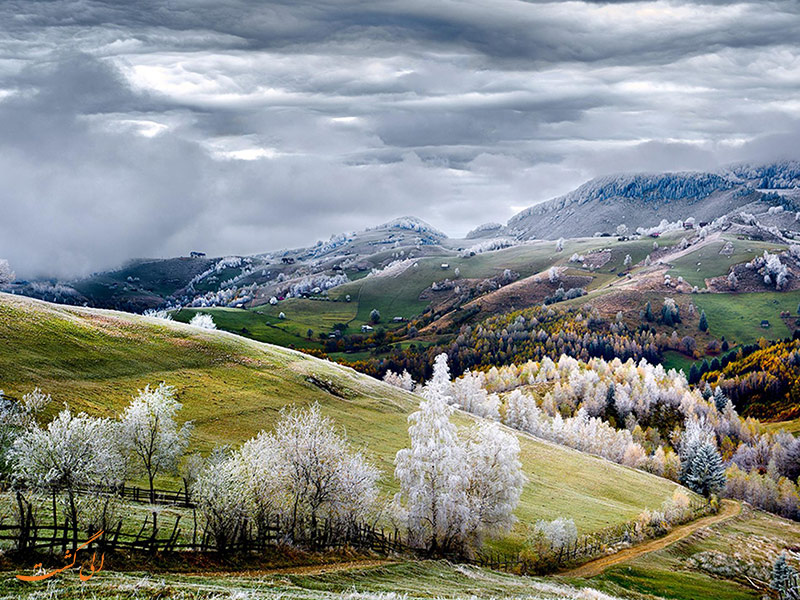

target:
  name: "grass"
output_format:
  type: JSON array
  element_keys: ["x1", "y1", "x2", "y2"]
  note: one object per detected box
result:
[
  {"x1": 668, "y1": 236, "x2": 786, "y2": 288},
  {"x1": 171, "y1": 307, "x2": 322, "y2": 349},
  {"x1": 762, "y1": 416, "x2": 800, "y2": 436},
  {"x1": 661, "y1": 351, "x2": 696, "y2": 375},
  {"x1": 251, "y1": 298, "x2": 358, "y2": 335},
  {"x1": 0, "y1": 560, "x2": 632, "y2": 599},
  {"x1": 692, "y1": 291, "x2": 800, "y2": 346},
  {"x1": 0, "y1": 292, "x2": 684, "y2": 547}
]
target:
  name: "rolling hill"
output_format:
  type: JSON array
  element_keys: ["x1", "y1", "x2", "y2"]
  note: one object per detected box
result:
[{"x1": 0, "y1": 292, "x2": 686, "y2": 544}]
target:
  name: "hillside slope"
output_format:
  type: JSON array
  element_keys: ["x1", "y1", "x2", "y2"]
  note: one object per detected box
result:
[
  {"x1": 507, "y1": 172, "x2": 765, "y2": 240},
  {"x1": 0, "y1": 292, "x2": 685, "y2": 539}
]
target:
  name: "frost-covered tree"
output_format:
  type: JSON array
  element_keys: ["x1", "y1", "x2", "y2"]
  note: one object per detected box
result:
[
  {"x1": 180, "y1": 453, "x2": 205, "y2": 503},
  {"x1": 383, "y1": 369, "x2": 416, "y2": 391},
  {"x1": 548, "y1": 267, "x2": 560, "y2": 283},
  {"x1": 644, "y1": 254, "x2": 652, "y2": 266},
  {"x1": 452, "y1": 371, "x2": 500, "y2": 419},
  {"x1": 11, "y1": 409, "x2": 122, "y2": 549},
  {"x1": 0, "y1": 259, "x2": 15, "y2": 285},
  {"x1": 533, "y1": 517, "x2": 577, "y2": 551},
  {"x1": 771, "y1": 554, "x2": 798, "y2": 600},
  {"x1": 728, "y1": 271, "x2": 738, "y2": 290},
  {"x1": 370, "y1": 308, "x2": 381, "y2": 324},
  {"x1": 555, "y1": 238, "x2": 564, "y2": 252},
  {"x1": 119, "y1": 383, "x2": 193, "y2": 502},
  {"x1": 143, "y1": 309, "x2": 172, "y2": 320},
  {"x1": 685, "y1": 442, "x2": 726, "y2": 497},
  {"x1": 616, "y1": 224, "x2": 628, "y2": 237},
  {"x1": 0, "y1": 388, "x2": 52, "y2": 470},
  {"x1": 275, "y1": 403, "x2": 379, "y2": 535},
  {"x1": 623, "y1": 254, "x2": 632, "y2": 269},
  {"x1": 679, "y1": 418, "x2": 715, "y2": 486},
  {"x1": 463, "y1": 422, "x2": 525, "y2": 543},
  {"x1": 189, "y1": 313, "x2": 216, "y2": 330},
  {"x1": 395, "y1": 354, "x2": 469, "y2": 553},
  {"x1": 661, "y1": 297, "x2": 681, "y2": 326},
  {"x1": 193, "y1": 448, "x2": 247, "y2": 553}
]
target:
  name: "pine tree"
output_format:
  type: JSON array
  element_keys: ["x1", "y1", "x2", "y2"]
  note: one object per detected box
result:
[
  {"x1": 713, "y1": 387, "x2": 729, "y2": 413},
  {"x1": 644, "y1": 301, "x2": 654, "y2": 322},
  {"x1": 699, "y1": 310, "x2": 708, "y2": 332},
  {"x1": 771, "y1": 554, "x2": 798, "y2": 600},
  {"x1": 685, "y1": 442, "x2": 727, "y2": 497},
  {"x1": 688, "y1": 363, "x2": 700, "y2": 385}
]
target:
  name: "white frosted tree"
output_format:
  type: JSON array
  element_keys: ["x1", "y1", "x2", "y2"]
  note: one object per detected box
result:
[
  {"x1": 0, "y1": 259, "x2": 14, "y2": 285},
  {"x1": 555, "y1": 238, "x2": 564, "y2": 252},
  {"x1": 623, "y1": 254, "x2": 632, "y2": 269},
  {"x1": 684, "y1": 442, "x2": 726, "y2": 497},
  {"x1": 119, "y1": 383, "x2": 193, "y2": 502},
  {"x1": 395, "y1": 355, "x2": 469, "y2": 553},
  {"x1": 11, "y1": 409, "x2": 122, "y2": 549},
  {"x1": 616, "y1": 224, "x2": 628, "y2": 237},
  {"x1": 383, "y1": 369, "x2": 415, "y2": 391},
  {"x1": 189, "y1": 313, "x2": 216, "y2": 329},
  {"x1": 193, "y1": 449, "x2": 247, "y2": 553},
  {"x1": 274, "y1": 403, "x2": 379, "y2": 537},
  {"x1": 143, "y1": 308, "x2": 172, "y2": 320},
  {"x1": 533, "y1": 517, "x2": 577, "y2": 551},
  {"x1": 453, "y1": 371, "x2": 500, "y2": 419},
  {"x1": 237, "y1": 431, "x2": 287, "y2": 542},
  {"x1": 679, "y1": 417, "x2": 716, "y2": 487},
  {"x1": 463, "y1": 422, "x2": 526, "y2": 543}
]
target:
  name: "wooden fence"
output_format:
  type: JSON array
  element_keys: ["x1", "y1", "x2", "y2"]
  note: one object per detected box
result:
[
  {"x1": 2, "y1": 503, "x2": 405, "y2": 557},
  {"x1": 0, "y1": 480, "x2": 195, "y2": 508}
]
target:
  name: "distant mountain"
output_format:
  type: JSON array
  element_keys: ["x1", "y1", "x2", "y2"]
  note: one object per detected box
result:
[
  {"x1": 720, "y1": 160, "x2": 800, "y2": 189},
  {"x1": 504, "y1": 164, "x2": 798, "y2": 240}
]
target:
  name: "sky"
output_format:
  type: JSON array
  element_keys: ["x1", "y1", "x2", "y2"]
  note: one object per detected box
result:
[{"x1": 1, "y1": 0, "x2": 799, "y2": 278}]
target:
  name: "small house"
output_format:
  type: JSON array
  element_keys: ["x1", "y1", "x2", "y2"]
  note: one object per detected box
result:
[
  {"x1": 190, "y1": 251, "x2": 206, "y2": 258},
  {"x1": 281, "y1": 257, "x2": 296, "y2": 264},
  {"x1": 361, "y1": 325, "x2": 374, "y2": 333},
  {"x1": 649, "y1": 232, "x2": 660, "y2": 238},
  {"x1": 761, "y1": 319, "x2": 771, "y2": 328},
  {"x1": 441, "y1": 263, "x2": 449, "y2": 269},
  {"x1": 392, "y1": 316, "x2": 404, "y2": 323}
]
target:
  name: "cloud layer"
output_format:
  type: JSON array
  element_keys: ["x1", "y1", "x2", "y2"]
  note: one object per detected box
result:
[{"x1": 1, "y1": 0, "x2": 799, "y2": 277}]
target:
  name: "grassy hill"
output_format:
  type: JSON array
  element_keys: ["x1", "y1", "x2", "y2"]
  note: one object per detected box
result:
[{"x1": 0, "y1": 292, "x2": 685, "y2": 545}]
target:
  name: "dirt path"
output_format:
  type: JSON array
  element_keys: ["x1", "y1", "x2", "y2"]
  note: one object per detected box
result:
[{"x1": 560, "y1": 500, "x2": 741, "y2": 579}]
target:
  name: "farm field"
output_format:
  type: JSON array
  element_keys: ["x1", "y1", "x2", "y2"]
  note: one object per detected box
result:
[{"x1": 0, "y1": 292, "x2": 686, "y2": 547}]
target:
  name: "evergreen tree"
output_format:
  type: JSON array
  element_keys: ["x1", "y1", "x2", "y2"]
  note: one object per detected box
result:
[
  {"x1": 713, "y1": 387, "x2": 729, "y2": 413},
  {"x1": 644, "y1": 301, "x2": 654, "y2": 322},
  {"x1": 688, "y1": 363, "x2": 700, "y2": 385},
  {"x1": 685, "y1": 442, "x2": 727, "y2": 497},
  {"x1": 771, "y1": 554, "x2": 798, "y2": 600},
  {"x1": 699, "y1": 310, "x2": 708, "y2": 332}
]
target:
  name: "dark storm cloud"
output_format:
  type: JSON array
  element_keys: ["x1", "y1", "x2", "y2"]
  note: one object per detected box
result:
[{"x1": 0, "y1": 0, "x2": 798, "y2": 277}]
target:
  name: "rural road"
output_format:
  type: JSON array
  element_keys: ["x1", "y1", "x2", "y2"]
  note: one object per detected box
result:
[{"x1": 560, "y1": 499, "x2": 741, "y2": 579}]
